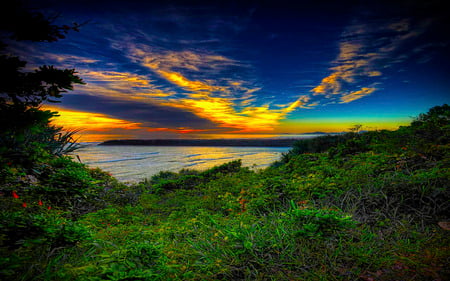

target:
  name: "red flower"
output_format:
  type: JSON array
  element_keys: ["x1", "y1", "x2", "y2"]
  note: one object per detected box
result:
[
  {"x1": 22, "y1": 202, "x2": 27, "y2": 208},
  {"x1": 47, "y1": 206, "x2": 52, "y2": 210},
  {"x1": 38, "y1": 200, "x2": 43, "y2": 206},
  {"x1": 12, "y1": 191, "x2": 19, "y2": 199}
]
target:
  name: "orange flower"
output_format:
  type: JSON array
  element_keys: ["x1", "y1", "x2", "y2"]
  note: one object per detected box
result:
[
  {"x1": 12, "y1": 191, "x2": 19, "y2": 199},
  {"x1": 38, "y1": 200, "x2": 43, "y2": 206}
]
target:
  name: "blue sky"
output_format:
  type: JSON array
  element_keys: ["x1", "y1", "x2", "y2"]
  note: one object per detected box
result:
[{"x1": 11, "y1": 0, "x2": 450, "y2": 140}]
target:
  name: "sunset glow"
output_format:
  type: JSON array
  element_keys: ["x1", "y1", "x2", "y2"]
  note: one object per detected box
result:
[{"x1": 14, "y1": 0, "x2": 449, "y2": 141}]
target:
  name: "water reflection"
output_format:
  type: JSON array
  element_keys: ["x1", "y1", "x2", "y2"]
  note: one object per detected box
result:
[{"x1": 73, "y1": 145, "x2": 290, "y2": 183}]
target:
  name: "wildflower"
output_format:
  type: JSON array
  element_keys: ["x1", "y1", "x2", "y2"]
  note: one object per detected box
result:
[
  {"x1": 12, "y1": 191, "x2": 19, "y2": 199},
  {"x1": 38, "y1": 200, "x2": 43, "y2": 206},
  {"x1": 22, "y1": 202, "x2": 27, "y2": 208},
  {"x1": 401, "y1": 147, "x2": 407, "y2": 150},
  {"x1": 47, "y1": 206, "x2": 51, "y2": 210}
]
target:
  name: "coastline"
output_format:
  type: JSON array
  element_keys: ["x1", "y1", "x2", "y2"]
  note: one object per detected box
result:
[{"x1": 98, "y1": 138, "x2": 305, "y2": 147}]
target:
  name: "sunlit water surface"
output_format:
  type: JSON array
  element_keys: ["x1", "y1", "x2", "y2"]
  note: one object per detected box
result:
[{"x1": 72, "y1": 145, "x2": 290, "y2": 183}]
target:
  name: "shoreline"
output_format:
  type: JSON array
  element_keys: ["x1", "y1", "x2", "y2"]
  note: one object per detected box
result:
[{"x1": 99, "y1": 138, "x2": 305, "y2": 147}]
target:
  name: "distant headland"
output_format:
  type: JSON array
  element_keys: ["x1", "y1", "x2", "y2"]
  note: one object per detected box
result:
[{"x1": 98, "y1": 138, "x2": 307, "y2": 147}]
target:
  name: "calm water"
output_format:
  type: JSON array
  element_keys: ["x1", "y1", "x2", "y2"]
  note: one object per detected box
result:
[{"x1": 72, "y1": 144, "x2": 290, "y2": 183}]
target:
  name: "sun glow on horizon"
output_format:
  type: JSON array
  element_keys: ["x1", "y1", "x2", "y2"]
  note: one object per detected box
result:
[{"x1": 43, "y1": 105, "x2": 145, "y2": 141}]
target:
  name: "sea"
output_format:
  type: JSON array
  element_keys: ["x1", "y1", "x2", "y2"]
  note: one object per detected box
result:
[{"x1": 72, "y1": 144, "x2": 291, "y2": 183}]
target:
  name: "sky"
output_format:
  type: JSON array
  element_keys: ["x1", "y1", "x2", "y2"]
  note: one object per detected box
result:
[{"x1": 10, "y1": 0, "x2": 450, "y2": 141}]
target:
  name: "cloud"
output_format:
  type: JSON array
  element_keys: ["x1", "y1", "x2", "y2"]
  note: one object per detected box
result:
[
  {"x1": 120, "y1": 43, "x2": 308, "y2": 132},
  {"x1": 58, "y1": 94, "x2": 218, "y2": 129},
  {"x1": 37, "y1": 53, "x2": 100, "y2": 65},
  {"x1": 44, "y1": 105, "x2": 206, "y2": 141},
  {"x1": 308, "y1": 15, "x2": 433, "y2": 105},
  {"x1": 156, "y1": 70, "x2": 228, "y2": 93},
  {"x1": 340, "y1": 87, "x2": 376, "y2": 103},
  {"x1": 43, "y1": 105, "x2": 144, "y2": 132},
  {"x1": 138, "y1": 49, "x2": 239, "y2": 73},
  {"x1": 81, "y1": 71, "x2": 151, "y2": 87},
  {"x1": 68, "y1": 68, "x2": 180, "y2": 103},
  {"x1": 161, "y1": 93, "x2": 311, "y2": 132}
]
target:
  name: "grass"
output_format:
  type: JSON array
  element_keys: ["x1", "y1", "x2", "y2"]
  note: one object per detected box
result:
[{"x1": 1, "y1": 105, "x2": 449, "y2": 280}]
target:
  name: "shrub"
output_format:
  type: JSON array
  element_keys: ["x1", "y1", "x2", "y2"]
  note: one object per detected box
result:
[{"x1": 287, "y1": 201, "x2": 356, "y2": 239}]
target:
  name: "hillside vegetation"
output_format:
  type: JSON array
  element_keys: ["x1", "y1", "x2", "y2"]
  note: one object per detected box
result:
[{"x1": 1, "y1": 105, "x2": 449, "y2": 280}]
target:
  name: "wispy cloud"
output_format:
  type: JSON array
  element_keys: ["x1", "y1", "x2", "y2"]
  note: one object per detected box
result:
[
  {"x1": 37, "y1": 53, "x2": 100, "y2": 65},
  {"x1": 118, "y1": 42, "x2": 309, "y2": 132},
  {"x1": 70, "y1": 68, "x2": 178, "y2": 103},
  {"x1": 44, "y1": 105, "x2": 144, "y2": 131},
  {"x1": 340, "y1": 87, "x2": 376, "y2": 103},
  {"x1": 308, "y1": 16, "x2": 432, "y2": 105}
]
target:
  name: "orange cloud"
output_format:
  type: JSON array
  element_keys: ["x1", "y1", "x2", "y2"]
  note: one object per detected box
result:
[
  {"x1": 43, "y1": 105, "x2": 144, "y2": 132},
  {"x1": 311, "y1": 41, "x2": 378, "y2": 100},
  {"x1": 164, "y1": 94, "x2": 311, "y2": 132},
  {"x1": 340, "y1": 87, "x2": 376, "y2": 103},
  {"x1": 82, "y1": 71, "x2": 151, "y2": 87},
  {"x1": 131, "y1": 47, "x2": 239, "y2": 72},
  {"x1": 309, "y1": 18, "x2": 427, "y2": 105},
  {"x1": 156, "y1": 70, "x2": 227, "y2": 93},
  {"x1": 124, "y1": 45, "x2": 310, "y2": 132}
]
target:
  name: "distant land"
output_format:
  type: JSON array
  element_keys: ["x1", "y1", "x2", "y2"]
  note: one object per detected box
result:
[{"x1": 98, "y1": 138, "x2": 313, "y2": 147}]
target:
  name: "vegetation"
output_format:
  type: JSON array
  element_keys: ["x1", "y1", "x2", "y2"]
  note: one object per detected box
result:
[
  {"x1": 1, "y1": 105, "x2": 449, "y2": 280},
  {"x1": 1, "y1": 4, "x2": 448, "y2": 281}
]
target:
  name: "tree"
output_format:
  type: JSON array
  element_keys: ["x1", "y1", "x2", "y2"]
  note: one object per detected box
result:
[{"x1": 0, "y1": 2, "x2": 84, "y2": 170}]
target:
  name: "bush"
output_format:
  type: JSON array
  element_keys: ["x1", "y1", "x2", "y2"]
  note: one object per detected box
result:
[{"x1": 287, "y1": 201, "x2": 356, "y2": 239}]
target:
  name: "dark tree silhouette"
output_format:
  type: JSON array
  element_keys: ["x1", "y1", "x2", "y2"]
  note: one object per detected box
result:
[{"x1": 0, "y1": 1, "x2": 84, "y2": 169}]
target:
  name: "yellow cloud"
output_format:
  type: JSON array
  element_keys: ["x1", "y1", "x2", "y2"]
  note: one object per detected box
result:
[
  {"x1": 164, "y1": 94, "x2": 310, "y2": 132},
  {"x1": 132, "y1": 47, "x2": 238, "y2": 72},
  {"x1": 82, "y1": 71, "x2": 151, "y2": 87},
  {"x1": 43, "y1": 106, "x2": 143, "y2": 132},
  {"x1": 340, "y1": 87, "x2": 376, "y2": 103},
  {"x1": 367, "y1": 71, "x2": 382, "y2": 77},
  {"x1": 311, "y1": 72, "x2": 341, "y2": 95},
  {"x1": 282, "y1": 95, "x2": 311, "y2": 112},
  {"x1": 156, "y1": 70, "x2": 227, "y2": 93},
  {"x1": 310, "y1": 18, "x2": 427, "y2": 105},
  {"x1": 125, "y1": 44, "x2": 311, "y2": 132},
  {"x1": 35, "y1": 53, "x2": 100, "y2": 65}
]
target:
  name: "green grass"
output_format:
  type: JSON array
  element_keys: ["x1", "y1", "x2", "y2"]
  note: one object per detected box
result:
[{"x1": 1, "y1": 105, "x2": 449, "y2": 280}]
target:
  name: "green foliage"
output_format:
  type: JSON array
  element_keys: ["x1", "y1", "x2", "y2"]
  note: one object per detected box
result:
[
  {"x1": 36, "y1": 157, "x2": 99, "y2": 208},
  {"x1": 0, "y1": 207, "x2": 91, "y2": 280},
  {"x1": 287, "y1": 201, "x2": 356, "y2": 239},
  {"x1": 0, "y1": 3, "x2": 84, "y2": 172},
  {"x1": 288, "y1": 134, "x2": 345, "y2": 155},
  {"x1": 148, "y1": 160, "x2": 245, "y2": 193},
  {"x1": 1, "y1": 104, "x2": 449, "y2": 280}
]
